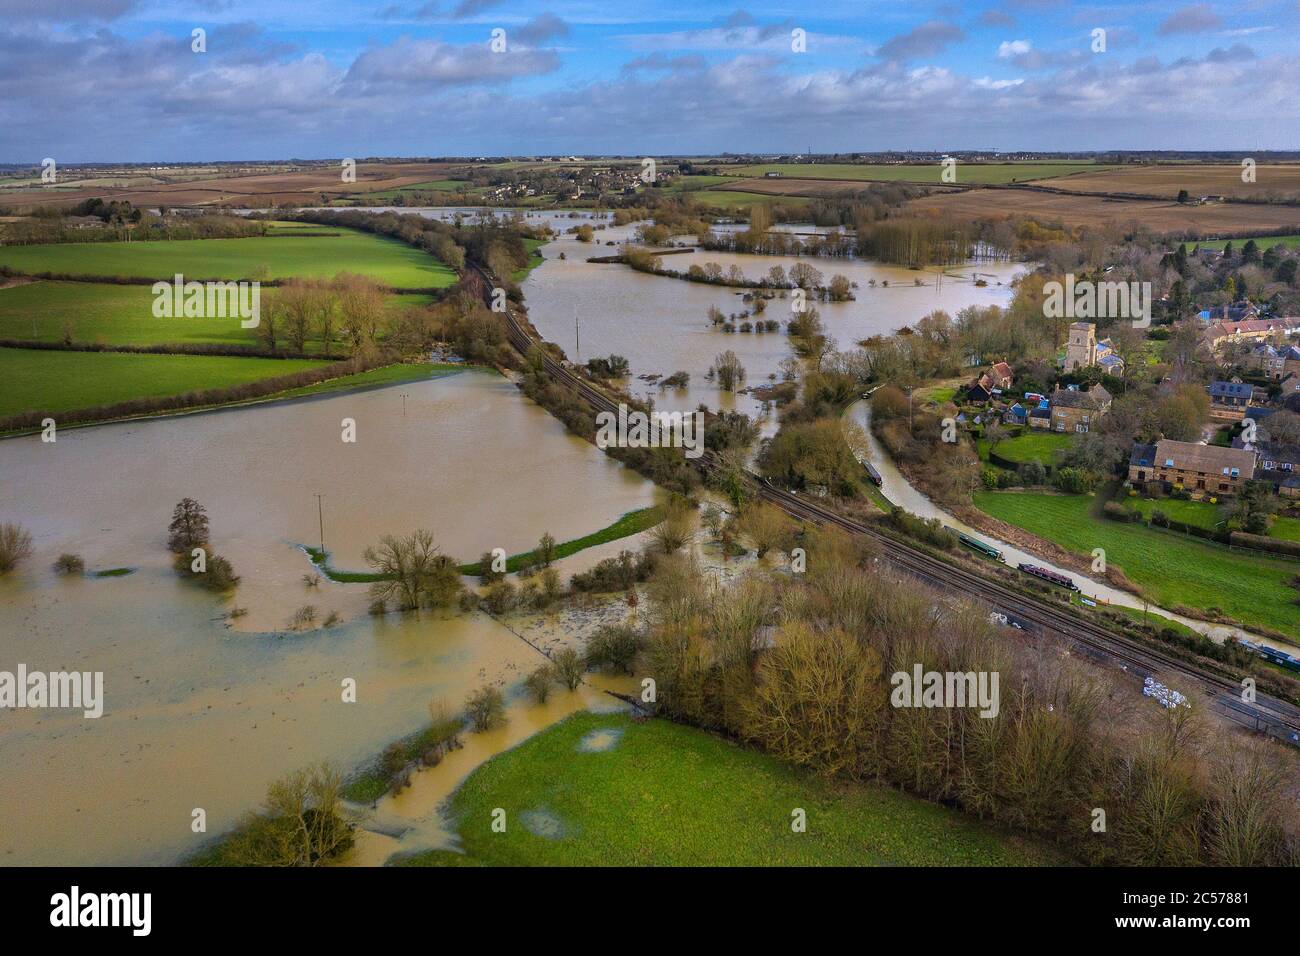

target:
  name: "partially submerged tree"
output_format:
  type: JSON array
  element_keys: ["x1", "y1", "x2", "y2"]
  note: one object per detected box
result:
[
  {"x1": 167, "y1": 498, "x2": 210, "y2": 553},
  {"x1": 364, "y1": 529, "x2": 461, "y2": 611}
]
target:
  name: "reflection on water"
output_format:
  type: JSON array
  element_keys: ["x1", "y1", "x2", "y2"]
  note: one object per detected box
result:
[{"x1": 0, "y1": 369, "x2": 657, "y2": 865}]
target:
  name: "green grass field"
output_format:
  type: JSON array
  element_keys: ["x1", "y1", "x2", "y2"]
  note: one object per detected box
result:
[
  {"x1": 981, "y1": 431, "x2": 1074, "y2": 466},
  {"x1": 355, "y1": 179, "x2": 472, "y2": 202},
  {"x1": 0, "y1": 281, "x2": 256, "y2": 346},
  {"x1": 0, "y1": 281, "x2": 435, "y2": 349},
  {"x1": 1126, "y1": 495, "x2": 1300, "y2": 541},
  {"x1": 1191, "y1": 235, "x2": 1300, "y2": 250},
  {"x1": 720, "y1": 162, "x2": 1119, "y2": 185},
  {"x1": 396, "y1": 712, "x2": 1061, "y2": 867},
  {"x1": 0, "y1": 228, "x2": 456, "y2": 289},
  {"x1": 973, "y1": 491, "x2": 1300, "y2": 638},
  {"x1": 692, "y1": 190, "x2": 812, "y2": 209},
  {"x1": 0, "y1": 347, "x2": 329, "y2": 418}
]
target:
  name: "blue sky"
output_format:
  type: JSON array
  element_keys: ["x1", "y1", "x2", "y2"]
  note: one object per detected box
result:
[{"x1": 2, "y1": 0, "x2": 1297, "y2": 161}]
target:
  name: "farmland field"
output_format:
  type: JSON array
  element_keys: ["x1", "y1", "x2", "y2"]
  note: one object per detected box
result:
[
  {"x1": 905, "y1": 189, "x2": 1300, "y2": 236},
  {"x1": 0, "y1": 161, "x2": 461, "y2": 210},
  {"x1": 0, "y1": 347, "x2": 328, "y2": 418},
  {"x1": 398, "y1": 712, "x2": 1062, "y2": 867},
  {"x1": 690, "y1": 190, "x2": 812, "y2": 209},
  {"x1": 973, "y1": 490, "x2": 1300, "y2": 639},
  {"x1": 1192, "y1": 234, "x2": 1300, "y2": 250},
  {"x1": 0, "y1": 280, "x2": 435, "y2": 347},
  {"x1": 720, "y1": 162, "x2": 1118, "y2": 185},
  {"x1": 0, "y1": 228, "x2": 456, "y2": 289},
  {"x1": 1026, "y1": 164, "x2": 1300, "y2": 201}
]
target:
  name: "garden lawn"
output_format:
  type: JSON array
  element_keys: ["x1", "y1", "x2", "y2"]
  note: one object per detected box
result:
[
  {"x1": 973, "y1": 490, "x2": 1300, "y2": 638},
  {"x1": 0, "y1": 227, "x2": 455, "y2": 289},
  {"x1": 1126, "y1": 496, "x2": 1300, "y2": 540},
  {"x1": 396, "y1": 712, "x2": 1063, "y2": 867},
  {"x1": 0, "y1": 347, "x2": 328, "y2": 418},
  {"x1": 981, "y1": 431, "x2": 1073, "y2": 466},
  {"x1": 1127, "y1": 496, "x2": 1224, "y2": 530}
]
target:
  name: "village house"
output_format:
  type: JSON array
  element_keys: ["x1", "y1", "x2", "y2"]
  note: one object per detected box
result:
[
  {"x1": 1128, "y1": 439, "x2": 1257, "y2": 498},
  {"x1": 1255, "y1": 440, "x2": 1300, "y2": 478},
  {"x1": 1201, "y1": 316, "x2": 1300, "y2": 354},
  {"x1": 1242, "y1": 343, "x2": 1300, "y2": 380},
  {"x1": 964, "y1": 361, "x2": 1012, "y2": 403},
  {"x1": 1208, "y1": 379, "x2": 1253, "y2": 420},
  {"x1": 1049, "y1": 384, "x2": 1112, "y2": 433},
  {"x1": 1197, "y1": 301, "x2": 1257, "y2": 325}
]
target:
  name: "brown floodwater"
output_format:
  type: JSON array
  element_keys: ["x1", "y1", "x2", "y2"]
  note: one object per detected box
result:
[
  {"x1": 0, "y1": 369, "x2": 658, "y2": 865},
  {"x1": 524, "y1": 222, "x2": 1024, "y2": 424}
]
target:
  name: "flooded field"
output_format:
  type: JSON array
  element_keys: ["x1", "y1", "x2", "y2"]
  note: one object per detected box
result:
[
  {"x1": 523, "y1": 221, "x2": 1024, "y2": 422},
  {"x1": 0, "y1": 368, "x2": 657, "y2": 865}
]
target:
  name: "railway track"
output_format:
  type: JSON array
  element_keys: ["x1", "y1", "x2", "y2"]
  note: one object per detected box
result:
[{"x1": 471, "y1": 264, "x2": 1300, "y2": 744}]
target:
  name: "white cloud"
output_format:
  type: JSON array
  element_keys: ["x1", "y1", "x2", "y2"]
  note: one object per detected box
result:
[{"x1": 997, "y1": 39, "x2": 1032, "y2": 59}]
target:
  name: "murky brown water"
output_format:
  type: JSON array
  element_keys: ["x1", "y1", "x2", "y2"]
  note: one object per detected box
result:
[
  {"x1": 524, "y1": 223, "x2": 1023, "y2": 423},
  {"x1": 0, "y1": 369, "x2": 657, "y2": 864}
]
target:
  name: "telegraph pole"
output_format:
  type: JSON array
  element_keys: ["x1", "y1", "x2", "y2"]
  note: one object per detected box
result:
[{"x1": 315, "y1": 494, "x2": 325, "y2": 556}]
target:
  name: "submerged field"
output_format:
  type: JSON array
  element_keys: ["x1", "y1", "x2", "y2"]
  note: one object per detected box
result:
[
  {"x1": 973, "y1": 491, "x2": 1300, "y2": 639},
  {"x1": 399, "y1": 711, "x2": 1062, "y2": 867},
  {"x1": 0, "y1": 227, "x2": 455, "y2": 289}
]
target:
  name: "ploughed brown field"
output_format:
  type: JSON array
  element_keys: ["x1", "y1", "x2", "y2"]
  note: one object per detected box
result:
[
  {"x1": 905, "y1": 189, "x2": 1300, "y2": 236},
  {"x1": 0, "y1": 161, "x2": 460, "y2": 210},
  {"x1": 1024, "y1": 164, "x2": 1300, "y2": 202},
  {"x1": 721, "y1": 177, "x2": 964, "y2": 198}
]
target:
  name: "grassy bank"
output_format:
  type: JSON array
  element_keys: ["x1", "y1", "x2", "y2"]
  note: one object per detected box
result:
[
  {"x1": 396, "y1": 712, "x2": 1062, "y2": 866},
  {"x1": 973, "y1": 490, "x2": 1300, "y2": 638},
  {"x1": 306, "y1": 506, "x2": 664, "y2": 582}
]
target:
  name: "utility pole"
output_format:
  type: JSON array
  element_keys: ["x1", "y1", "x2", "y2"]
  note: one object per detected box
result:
[
  {"x1": 574, "y1": 307, "x2": 580, "y2": 360},
  {"x1": 314, "y1": 494, "x2": 325, "y2": 557}
]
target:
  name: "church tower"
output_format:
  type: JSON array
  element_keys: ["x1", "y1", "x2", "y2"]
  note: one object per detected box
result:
[{"x1": 1065, "y1": 321, "x2": 1097, "y2": 371}]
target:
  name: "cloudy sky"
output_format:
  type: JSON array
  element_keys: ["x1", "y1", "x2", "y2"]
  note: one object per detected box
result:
[{"x1": 3, "y1": 0, "x2": 1298, "y2": 161}]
